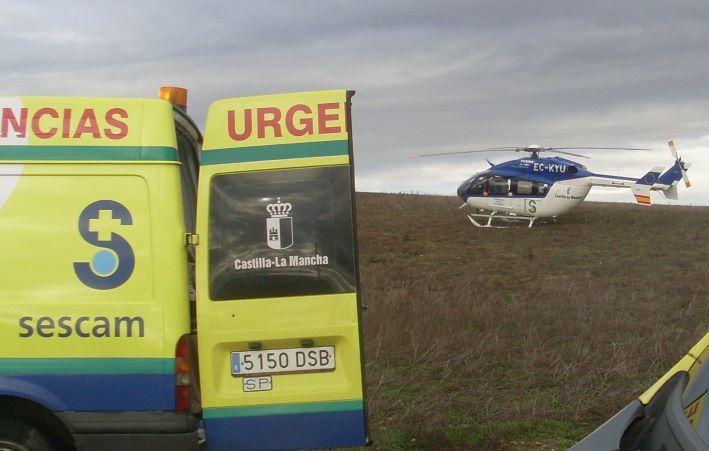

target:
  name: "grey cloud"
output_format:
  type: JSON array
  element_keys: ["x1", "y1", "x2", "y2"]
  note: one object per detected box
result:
[{"x1": 0, "y1": 0, "x2": 707, "y2": 204}]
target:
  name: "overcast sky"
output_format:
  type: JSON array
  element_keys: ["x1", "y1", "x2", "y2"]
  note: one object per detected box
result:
[{"x1": 2, "y1": 1, "x2": 707, "y2": 205}]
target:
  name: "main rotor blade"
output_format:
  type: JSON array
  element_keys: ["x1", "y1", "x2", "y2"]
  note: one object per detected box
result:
[
  {"x1": 415, "y1": 146, "x2": 650, "y2": 158},
  {"x1": 414, "y1": 148, "x2": 520, "y2": 157},
  {"x1": 545, "y1": 146, "x2": 651, "y2": 159},
  {"x1": 544, "y1": 149, "x2": 590, "y2": 159},
  {"x1": 551, "y1": 147, "x2": 651, "y2": 150}
]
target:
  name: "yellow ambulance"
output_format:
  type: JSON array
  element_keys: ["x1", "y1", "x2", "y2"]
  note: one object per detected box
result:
[{"x1": 0, "y1": 88, "x2": 368, "y2": 450}]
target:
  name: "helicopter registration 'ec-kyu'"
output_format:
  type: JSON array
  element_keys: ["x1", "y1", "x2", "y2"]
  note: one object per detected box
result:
[{"x1": 421, "y1": 141, "x2": 691, "y2": 228}]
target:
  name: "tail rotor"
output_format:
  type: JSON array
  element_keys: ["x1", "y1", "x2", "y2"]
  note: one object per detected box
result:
[{"x1": 667, "y1": 140, "x2": 691, "y2": 188}]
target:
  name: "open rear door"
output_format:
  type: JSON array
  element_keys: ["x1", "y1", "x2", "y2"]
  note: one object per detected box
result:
[{"x1": 195, "y1": 91, "x2": 368, "y2": 450}]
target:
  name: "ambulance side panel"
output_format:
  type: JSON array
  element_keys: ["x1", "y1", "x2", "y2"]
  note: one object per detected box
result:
[
  {"x1": 0, "y1": 163, "x2": 186, "y2": 406},
  {"x1": 0, "y1": 97, "x2": 194, "y2": 446}
]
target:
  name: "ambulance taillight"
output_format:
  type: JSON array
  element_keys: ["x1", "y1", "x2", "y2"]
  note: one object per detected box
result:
[
  {"x1": 175, "y1": 334, "x2": 195, "y2": 412},
  {"x1": 159, "y1": 86, "x2": 188, "y2": 111}
]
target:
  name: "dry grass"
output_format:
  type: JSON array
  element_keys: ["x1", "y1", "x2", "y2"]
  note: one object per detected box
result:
[{"x1": 356, "y1": 192, "x2": 709, "y2": 450}]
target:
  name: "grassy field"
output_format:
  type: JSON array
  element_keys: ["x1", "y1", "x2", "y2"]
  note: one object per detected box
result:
[{"x1": 355, "y1": 192, "x2": 709, "y2": 450}]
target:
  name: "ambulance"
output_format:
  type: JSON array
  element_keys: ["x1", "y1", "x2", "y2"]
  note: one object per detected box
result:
[{"x1": 0, "y1": 88, "x2": 368, "y2": 450}]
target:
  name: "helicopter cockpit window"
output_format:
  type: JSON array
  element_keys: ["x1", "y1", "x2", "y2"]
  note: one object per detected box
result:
[{"x1": 468, "y1": 176, "x2": 490, "y2": 195}]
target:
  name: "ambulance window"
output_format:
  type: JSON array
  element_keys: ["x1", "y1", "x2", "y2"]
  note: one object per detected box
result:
[
  {"x1": 176, "y1": 127, "x2": 199, "y2": 233},
  {"x1": 208, "y1": 166, "x2": 356, "y2": 301}
]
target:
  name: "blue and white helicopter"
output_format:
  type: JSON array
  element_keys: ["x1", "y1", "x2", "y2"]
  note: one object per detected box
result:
[{"x1": 427, "y1": 140, "x2": 691, "y2": 228}]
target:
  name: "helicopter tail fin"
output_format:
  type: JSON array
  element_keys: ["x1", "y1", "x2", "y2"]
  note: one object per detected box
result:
[
  {"x1": 632, "y1": 185, "x2": 652, "y2": 205},
  {"x1": 631, "y1": 166, "x2": 663, "y2": 206},
  {"x1": 662, "y1": 184, "x2": 679, "y2": 200}
]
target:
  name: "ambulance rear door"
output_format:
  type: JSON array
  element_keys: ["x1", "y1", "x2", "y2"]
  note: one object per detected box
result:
[{"x1": 194, "y1": 90, "x2": 368, "y2": 450}]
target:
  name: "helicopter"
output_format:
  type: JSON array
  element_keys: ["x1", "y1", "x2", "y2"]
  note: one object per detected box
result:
[{"x1": 421, "y1": 141, "x2": 691, "y2": 228}]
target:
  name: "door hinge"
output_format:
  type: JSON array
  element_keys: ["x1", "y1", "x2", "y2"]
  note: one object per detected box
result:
[{"x1": 185, "y1": 233, "x2": 200, "y2": 246}]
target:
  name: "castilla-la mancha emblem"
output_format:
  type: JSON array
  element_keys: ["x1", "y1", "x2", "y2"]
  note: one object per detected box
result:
[{"x1": 266, "y1": 197, "x2": 293, "y2": 249}]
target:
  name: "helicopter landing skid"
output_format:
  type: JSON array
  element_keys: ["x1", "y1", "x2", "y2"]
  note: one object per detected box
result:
[{"x1": 466, "y1": 212, "x2": 537, "y2": 228}]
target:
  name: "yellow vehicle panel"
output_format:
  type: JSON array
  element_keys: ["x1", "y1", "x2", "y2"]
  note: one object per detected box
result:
[
  {"x1": 1, "y1": 96, "x2": 175, "y2": 149},
  {"x1": 196, "y1": 90, "x2": 368, "y2": 449},
  {"x1": 0, "y1": 96, "x2": 190, "y2": 412}
]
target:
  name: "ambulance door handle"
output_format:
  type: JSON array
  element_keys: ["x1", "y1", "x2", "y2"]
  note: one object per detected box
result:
[{"x1": 185, "y1": 233, "x2": 199, "y2": 246}]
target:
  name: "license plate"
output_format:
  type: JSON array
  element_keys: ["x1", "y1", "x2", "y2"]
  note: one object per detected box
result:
[{"x1": 231, "y1": 346, "x2": 335, "y2": 376}]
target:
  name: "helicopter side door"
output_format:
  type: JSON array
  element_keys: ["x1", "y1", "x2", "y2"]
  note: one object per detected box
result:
[{"x1": 484, "y1": 176, "x2": 524, "y2": 213}]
